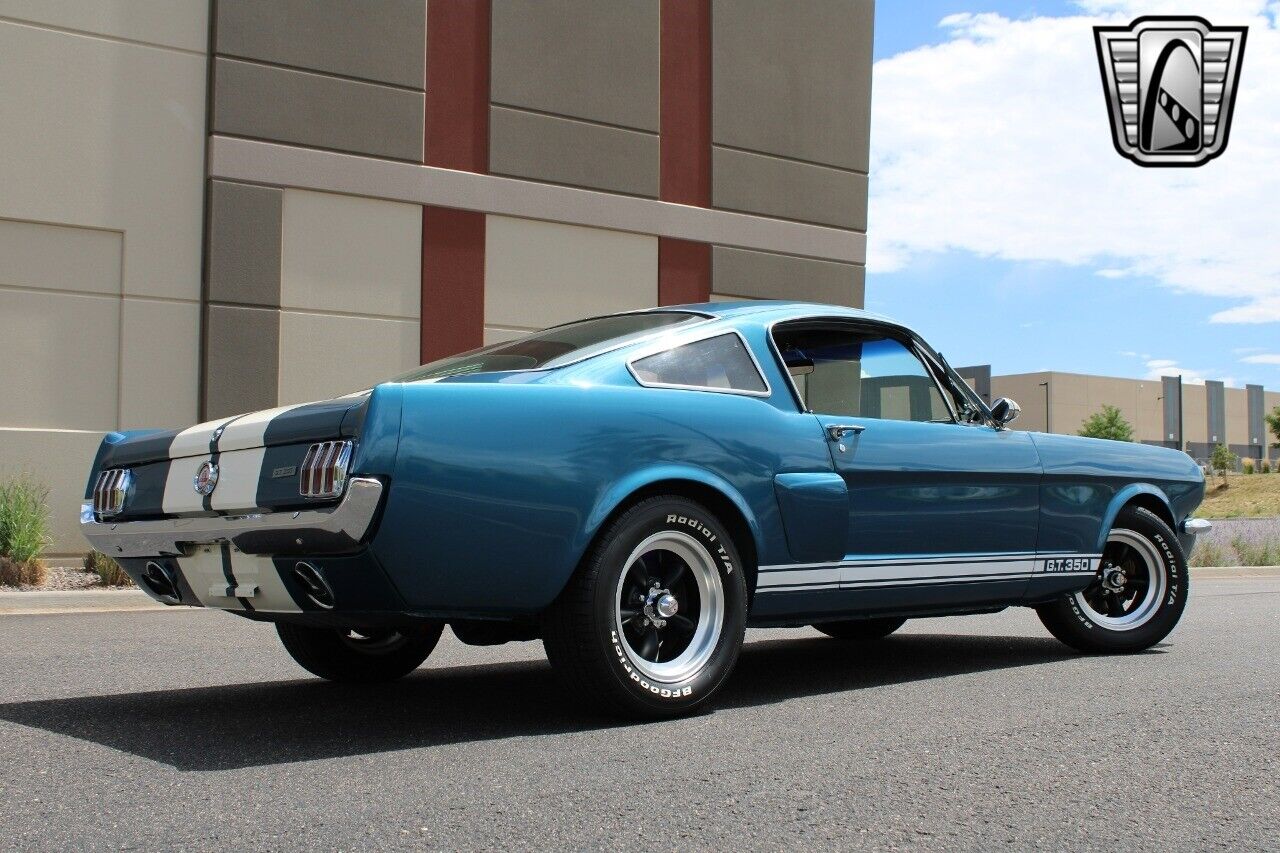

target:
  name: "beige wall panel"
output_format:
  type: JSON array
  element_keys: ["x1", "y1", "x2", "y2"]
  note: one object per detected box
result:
[
  {"x1": 485, "y1": 215, "x2": 657, "y2": 330},
  {"x1": 278, "y1": 312, "x2": 419, "y2": 405},
  {"x1": 119, "y1": 298, "x2": 200, "y2": 430},
  {"x1": 990, "y1": 374, "x2": 1050, "y2": 432},
  {"x1": 0, "y1": 219, "x2": 122, "y2": 296},
  {"x1": 0, "y1": 428, "x2": 106, "y2": 554},
  {"x1": 280, "y1": 189, "x2": 422, "y2": 319},
  {"x1": 710, "y1": 294, "x2": 762, "y2": 302},
  {"x1": 0, "y1": 289, "x2": 118, "y2": 430},
  {"x1": 0, "y1": 0, "x2": 208, "y2": 51},
  {"x1": 1225, "y1": 387, "x2": 1250, "y2": 446},
  {"x1": 0, "y1": 22, "x2": 207, "y2": 301}
]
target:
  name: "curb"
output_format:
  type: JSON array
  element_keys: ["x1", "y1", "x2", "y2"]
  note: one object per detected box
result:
[
  {"x1": 2, "y1": 566, "x2": 1277, "y2": 616},
  {"x1": 0, "y1": 589, "x2": 177, "y2": 616}
]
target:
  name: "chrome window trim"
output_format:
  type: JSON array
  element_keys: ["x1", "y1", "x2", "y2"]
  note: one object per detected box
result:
[
  {"x1": 624, "y1": 328, "x2": 773, "y2": 399},
  {"x1": 399, "y1": 310, "x2": 715, "y2": 384},
  {"x1": 764, "y1": 316, "x2": 961, "y2": 424}
]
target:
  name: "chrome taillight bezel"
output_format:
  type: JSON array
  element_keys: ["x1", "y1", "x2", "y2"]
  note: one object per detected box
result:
[
  {"x1": 93, "y1": 468, "x2": 133, "y2": 518},
  {"x1": 299, "y1": 440, "x2": 353, "y2": 499}
]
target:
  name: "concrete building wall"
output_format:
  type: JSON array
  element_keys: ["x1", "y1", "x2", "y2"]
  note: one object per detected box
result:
[
  {"x1": 5, "y1": 0, "x2": 873, "y2": 553},
  {"x1": 708, "y1": 0, "x2": 872, "y2": 307},
  {"x1": 0, "y1": 2, "x2": 208, "y2": 552},
  {"x1": 490, "y1": 0, "x2": 659, "y2": 197}
]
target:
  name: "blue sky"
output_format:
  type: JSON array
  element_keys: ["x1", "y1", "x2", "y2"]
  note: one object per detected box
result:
[{"x1": 866, "y1": 2, "x2": 1280, "y2": 388}]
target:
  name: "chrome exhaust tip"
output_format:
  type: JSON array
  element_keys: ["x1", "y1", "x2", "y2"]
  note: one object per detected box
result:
[
  {"x1": 141, "y1": 561, "x2": 181, "y2": 604},
  {"x1": 293, "y1": 561, "x2": 336, "y2": 610}
]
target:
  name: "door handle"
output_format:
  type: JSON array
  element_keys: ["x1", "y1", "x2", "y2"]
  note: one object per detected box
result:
[{"x1": 825, "y1": 424, "x2": 865, "y2": 442}]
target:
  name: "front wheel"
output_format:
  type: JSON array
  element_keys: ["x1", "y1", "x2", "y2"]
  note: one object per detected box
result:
[
  {"x1": 276, "y1": 622, "x2": 444, "y2": 682},
  {"x1": 543, "y1": 496, "x2": 748, "y2": 718},
  {"x1": 1036, "y1": 506, "x2": 1188, "y2": 653}
]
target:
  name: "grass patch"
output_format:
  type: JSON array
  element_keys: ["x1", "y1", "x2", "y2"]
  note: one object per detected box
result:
[
  {"x1": 1231, "y1": 536, "x2": 1280, "y2": 568},
  {"x1": 1197, "y1": 472, "x2": 1280, "y2": 519},
  {"x1": 0, "y1": 476, "x2": 51, "y2": 586},
  {"x1": 83, "y1": 551, "x2": 132, "y2": 587},
  {"x1": 1190, "y1": 539, "x2": 1230, "y2": 568}
]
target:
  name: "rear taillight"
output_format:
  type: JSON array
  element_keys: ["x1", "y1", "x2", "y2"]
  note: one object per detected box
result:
[
  {"x1": 93, "y1": 469, "x2": 132, "y2": 517},
  {"x1": 299, "y1": 440, "x2": 352, "y2": 499}
]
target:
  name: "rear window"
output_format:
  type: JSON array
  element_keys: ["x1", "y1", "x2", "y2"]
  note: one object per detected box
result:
[{"x1": 391, "y1": 312, "x2": 702, "y2": 382}]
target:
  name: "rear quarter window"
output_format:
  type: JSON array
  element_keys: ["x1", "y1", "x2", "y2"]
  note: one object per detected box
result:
[{"x1": 630, "y1": 333, "x2": 768, "y2": 395}]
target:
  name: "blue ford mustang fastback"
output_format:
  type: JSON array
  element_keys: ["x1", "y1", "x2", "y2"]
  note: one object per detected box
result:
[{"x1": 83, "y1": 302, "x2": 1208, "y2": 717}]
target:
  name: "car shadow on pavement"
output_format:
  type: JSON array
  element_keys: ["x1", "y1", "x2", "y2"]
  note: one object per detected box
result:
[{"x1": 0, "y1": 633, "x2": 1146, "y2": 771}]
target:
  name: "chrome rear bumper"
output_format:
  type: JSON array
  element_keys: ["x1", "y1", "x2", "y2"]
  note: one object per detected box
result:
[{"x1": 81, "y1": 476, "x2": 384, "y2": 558}]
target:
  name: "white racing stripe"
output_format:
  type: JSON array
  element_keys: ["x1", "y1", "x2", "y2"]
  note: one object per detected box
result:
[
  {"x1": 210, "y1": 447, "x2": 267, "y2": 513},
  {"x1": 223, "y1": 552, "x2": 303, "y2": 613},
  {"x1": 175, "y1": 547, "x2": 302, "y2": 613},
  {"x1": 177, "y1": 547, "x2": 243, "y2": 610},
  {"x1": 166, "y1": 417, "x2": 227, "y2": 460},
  {"x1": 216, "y1": 403, "x2": 307, "y2": 452},
  {"x1": 162, "y1": 456, "x2": 211, "y2": 515}
]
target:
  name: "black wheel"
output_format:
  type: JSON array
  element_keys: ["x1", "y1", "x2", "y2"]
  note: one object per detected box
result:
[
  {"x1": 1036, "y1": 506, "x2": 1188, "y2": 653},
  {"x1": 276, "y1": 622, "x2": 444, "y2": 682},
  {"x1": 543, "y1": 496, "x2": 748, "y2": 718},
  {"x1": 813, "y1": 617, "x2": 906, "y2": 640}
]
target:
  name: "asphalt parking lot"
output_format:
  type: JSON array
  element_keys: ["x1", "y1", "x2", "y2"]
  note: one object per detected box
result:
[{"x1": 1, "y1": 578, "x2": 1276, "y2": 851}]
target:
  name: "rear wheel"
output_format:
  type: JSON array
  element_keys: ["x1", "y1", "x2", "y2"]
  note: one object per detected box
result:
[
  {"x1": 543, "y1": 496, "x2": 748, "y2": 718},
  {"x1": 276, "y1": 622, "x2": 444, "y2": 682},
  {"x1": 813, "y1": 617, "x2": 906, "y2": 641},
  {"x1": 1036, "y1": 506, "x2": 1188, "y2": 653}
]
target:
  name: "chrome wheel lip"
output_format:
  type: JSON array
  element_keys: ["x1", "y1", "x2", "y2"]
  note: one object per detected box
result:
[
  {"x1": 1074, "y1": 529, "x2": 1166, "y2": 631},
  {"x1": 614, "y1": 530, "x2": 724, "y2": 684}
]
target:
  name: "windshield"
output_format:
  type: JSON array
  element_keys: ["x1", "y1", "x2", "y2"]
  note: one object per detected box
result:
[{"x1": 391, "y1": 312, "x2": 704, "y2": 383}]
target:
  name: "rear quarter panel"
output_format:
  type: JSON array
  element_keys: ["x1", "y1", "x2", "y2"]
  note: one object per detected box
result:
[
  {"x1": 370, "y1": 381, "x2": 830, "y2": 616},
  {"x1": 1030, "y1": 433, "x2": 1205, "y2": 553}
]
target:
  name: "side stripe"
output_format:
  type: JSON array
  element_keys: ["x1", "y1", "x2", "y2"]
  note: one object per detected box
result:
[{"x1": 755, "y1": 553, "x2": 1102, "y2": 594}]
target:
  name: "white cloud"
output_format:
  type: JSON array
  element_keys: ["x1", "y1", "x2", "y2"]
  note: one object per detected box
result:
[
  {"x1": 868, "y1": 1, "x2": 1280, "y2": 323},
  {"x1": 1240, "y1": 353, "x2": 1280, "y2": 364},
  {"x1": 1143, "y1": 357, "x2": 1235, "y2": 386}
]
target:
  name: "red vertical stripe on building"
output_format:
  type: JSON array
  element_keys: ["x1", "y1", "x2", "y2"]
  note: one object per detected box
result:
[
  {"x1": 421, "y1": 0, "x2": 490, "y2": 364},
  {"x1": 658, "y1": 0, "x2": 712, "y2": 305}
]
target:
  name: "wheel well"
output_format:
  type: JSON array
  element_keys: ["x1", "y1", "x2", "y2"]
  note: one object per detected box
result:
[
  {"x1": 1122, "y1": 492, "x2": 1176, "y2": 532},
  {"x1": 593, "y1": 479, "x2": 759, "y2": 597}
]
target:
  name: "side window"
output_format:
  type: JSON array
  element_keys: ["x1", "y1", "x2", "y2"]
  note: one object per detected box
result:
[
  {"x1": 773, "y1": 326, "x2": 952, "y2": 422},
  {"x1": 630, "y1": 333, "x2": 768, "y2": 394}
]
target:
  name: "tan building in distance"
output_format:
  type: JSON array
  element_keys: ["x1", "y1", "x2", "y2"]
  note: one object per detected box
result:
[{"x1": 958, "y1": 366, "x2": 1279, "y2": 465}]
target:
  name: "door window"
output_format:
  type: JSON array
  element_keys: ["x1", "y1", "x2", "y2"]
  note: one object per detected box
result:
[{"x1": 773, "y1": 326, "x2": 952, "y2": 422}]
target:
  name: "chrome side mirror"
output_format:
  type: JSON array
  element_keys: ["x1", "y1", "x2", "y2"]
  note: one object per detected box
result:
[{"x1": 990, "y1": 397, "x2": 1021, "y2": 427}]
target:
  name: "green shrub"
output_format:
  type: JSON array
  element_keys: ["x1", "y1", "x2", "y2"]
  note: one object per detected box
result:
[
  {"x1": 1242, "y1": 460, "x2": 1254, "y2": 475},
  {"x1": 1210, "y1": 444, "x2": 1238, "y2": 487},
  {"x1": 1190, "y1": 539, "x2": 1229, "y2": 568},
  {"x1": 1261, "y1": 461, "x2": 1272, "y2": 474},
  {"x1": 1078, "y1": 405, "x2": 1135, "y2": 441},
  {"x1": 0, "y1": 476, "x2": 51, "y2": 566},
  {"x1": 83, "y1": 550, "x2": 132, "y2": 587},
  {"x1": 1232, "y1": 536, "x2": 1280, "y2": 567}
]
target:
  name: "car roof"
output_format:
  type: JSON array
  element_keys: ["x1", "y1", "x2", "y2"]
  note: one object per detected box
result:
[{"x1": 653, "y1": 300, "x2": 904, "y2": 327}]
